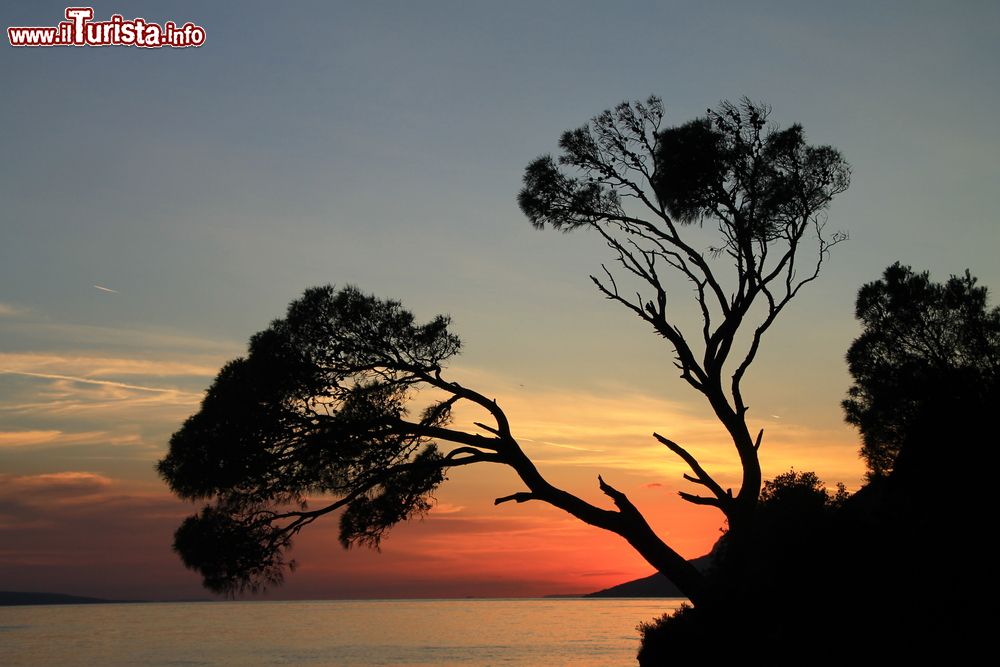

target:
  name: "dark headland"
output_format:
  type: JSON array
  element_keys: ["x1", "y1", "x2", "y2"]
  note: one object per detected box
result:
[{"x1": 586, "y1": 554, "x2": 711, "y2": 598}]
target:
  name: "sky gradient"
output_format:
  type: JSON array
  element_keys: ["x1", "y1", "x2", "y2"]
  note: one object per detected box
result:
[{"x1": 2, "y1": 1, "x2": 998, "y2": 600}]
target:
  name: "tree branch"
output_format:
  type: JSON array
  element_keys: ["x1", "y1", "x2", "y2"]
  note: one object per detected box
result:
[
  {"x1": 678, "y1": 491, "x2": 722, "y2": 507},
  {"x1": 494, "y1": 492, "x2": 536, "y2": 505},
  {"x1": 653, "y1": 432, "x2": 731, "y2": 509}
]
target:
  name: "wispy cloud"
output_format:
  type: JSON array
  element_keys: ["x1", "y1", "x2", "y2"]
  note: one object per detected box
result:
[
  {"x1": 93, "y1": 284, "x2": 118, "y2": 293},
  {"x1": 5, "y1": 471, "x2": 113, "y2": 492},
  {"x1": 0, "y1": 357, "x2": 207, "y2": 461},
  {"x1": 0, "y1": 429, "x2": 143, "y2": 449},
  {"x1": 0, "y1": 375, "x2": 203, "y2": 425},
  {"x1": 0, "y1": 430, "x2": 65, "y2": 447},
  {"x1": 429, "y1": 502, "x2": 466, "y2": 515},
  {"x1": 521, "y1": 438, "x2": 605, "y2": 453},
  {"x1": 0, "y1": 303, "x2": 27, "y2": 317},
  {"x1": 1, "y1": 370, "x2": 204, "y2": 397},
  {"x1": 0, "y1": 353, "x2": 221, "y2": 378},
  {"x1": 0, "y1": 352, "x2": 215, "y2": 425},
  {"x1": 0, "y1": 320, "x2": 241, "y2": 356},
  {"x1": 0, "y1": 430, "x2": 62, "y2": 449},
  {"x1": 0, "y1": 471, "x2": 116, "y2": 509}
]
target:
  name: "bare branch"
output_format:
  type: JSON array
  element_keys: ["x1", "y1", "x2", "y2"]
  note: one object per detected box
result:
[
  {"x1": 494, "y1": 492, "x2": 536, "y2": 505},
  {"x1": 597, "y1": 474, "x2": 630, "y2": 507},
  {"x1": 473, "y1": 421, "x2": 502, "y2": 437},
  {"x1": 444, "y1": 446, "x2": 504, "y2": 464},
  {"x1": 653, "y1": 432, "x2": 730, "y2": 508},
  {"x1": 678, "y1": 491, "x2": 722, "y2": 507}
]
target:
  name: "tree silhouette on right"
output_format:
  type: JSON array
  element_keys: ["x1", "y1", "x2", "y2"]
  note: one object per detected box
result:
[
  {"x1": 837, "y1": 263, "x2": 999, "y2": 657},
  {"x1": 639, "y1": 264, "x2": 999, "y2": 662},
  {"x1": 843, "y1": 262, "x2": 1000, "y2": 479}
]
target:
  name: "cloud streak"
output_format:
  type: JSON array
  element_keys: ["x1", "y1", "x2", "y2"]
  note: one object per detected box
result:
[
  {"x1": 3, "y1": 471, "x2": 113, "y2": 494},
  {"x1": 0, "y1": 320, "x2": 241, "y2": 357},
  {"x1": 0, "y1": 352, "x2": 221, "y2": 378},
  {"x1": 0, "y1": 429, "x2": 145, "y2": 450},
  {"x1": 0, "y1": 430, "x2": 65, "y2": 447},
  {"x1": 1, "y1": 370, "x2": 204, "y2": 397}
]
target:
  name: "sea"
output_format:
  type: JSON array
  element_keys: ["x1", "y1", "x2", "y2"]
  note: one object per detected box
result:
[{"x1": 0, "y1": 598, "x2": 687, "y2": 666}]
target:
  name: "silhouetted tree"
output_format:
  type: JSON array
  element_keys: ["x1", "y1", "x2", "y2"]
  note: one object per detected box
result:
[
  {"x1": 159, "y1": 285, "x2": 712, "y2": 601},
  {"x1": 159, "y1": 97, "x2": 850, "y2": 607},
  {"x1": 839, "y1": 263, "x2": 1000, "y2": 645},
  {"x1": 843, "y1": 262, "x2": 1000, "y2": 478},
  {"x1": 520, "y1": 97, "x2": 848, "y2": 576},
  {"x1": 759, "y1": 469, "x2": 847, "y2": 512}
]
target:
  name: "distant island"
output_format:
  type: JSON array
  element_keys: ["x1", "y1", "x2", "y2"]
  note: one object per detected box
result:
[
  {"x1": 0, "y1": 591, "x2": 138, "y2": 606},
  {"x1": 587, "y1": 572, "x2": 685, "y2": 598},
  {"x1": 3, "y1": 568, "x2": 712, "y2": 606}
]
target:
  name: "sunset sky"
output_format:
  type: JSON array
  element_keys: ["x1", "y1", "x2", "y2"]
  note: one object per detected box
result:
[{"x1": 2, "y1": 1, "x2": 998, "y2": 601}]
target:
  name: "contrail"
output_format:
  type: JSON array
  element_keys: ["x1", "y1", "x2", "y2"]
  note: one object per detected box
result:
[
  {"x1": 0, "y1": 369, "x2": 201, "y2": 397},
  {"x1": 93, "y1": 284, "x2": 119, "y2": 293}
]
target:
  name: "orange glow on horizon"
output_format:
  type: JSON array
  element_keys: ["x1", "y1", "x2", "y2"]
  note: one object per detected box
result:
[{"x1": 0, "y1": 356, "x2": 866, "y2": 600}]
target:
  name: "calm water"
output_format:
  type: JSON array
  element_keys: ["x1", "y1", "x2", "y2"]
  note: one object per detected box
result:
[{"x1": 0, "y1": 598, "x2": 686, "y2": 666}]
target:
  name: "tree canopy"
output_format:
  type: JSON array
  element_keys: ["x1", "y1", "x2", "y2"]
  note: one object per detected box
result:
[
  {"x1": 158, "y1": 286, "x2": 466, "y2": 592},
  {"x1": 843, "y1": 262, "x2": 1000, "y2": 477},
  {"x1": 520, "y1": 96, "x2": 849, "y2": 525}
]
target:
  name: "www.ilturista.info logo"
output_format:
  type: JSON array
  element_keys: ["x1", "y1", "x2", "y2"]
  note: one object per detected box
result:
[{"x1": 8, "y1": 7, "x2": 205, "y2": 48}]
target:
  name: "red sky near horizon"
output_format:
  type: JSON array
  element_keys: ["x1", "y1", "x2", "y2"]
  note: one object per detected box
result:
[{"x1": 0, "y1": 356, "x2": 864, "y2": 601}]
